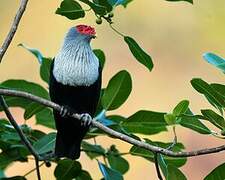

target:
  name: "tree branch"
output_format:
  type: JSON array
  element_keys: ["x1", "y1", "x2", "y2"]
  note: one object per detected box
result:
[
  {"x1": 0, "y1": 95, "x2": 41, "y2": 180},
  {"x1": 1, "y1": 88, "x2": 225, "y2": 158},
  {"x1": 0, "y1": 0, "x2": 29, "y2": 63}
]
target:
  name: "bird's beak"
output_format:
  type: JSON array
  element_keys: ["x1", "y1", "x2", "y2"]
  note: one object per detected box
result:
[{"x1": 91, "y1": 35, "x2": 97, "y2": 39}]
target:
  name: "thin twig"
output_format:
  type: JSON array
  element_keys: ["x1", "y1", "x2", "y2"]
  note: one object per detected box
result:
[
  {"x1": 0, "y1": 0, "x2": 29, "y2": 63},
  {"x1": 24, "y1": 162, "x2": 45, "y2": 177},
  {"x1": 35, "y1": 157, "x2": 41, "y2": 180},
  {"x1": 166, "y1": 126, "x2": 177, "y2": 150},
  {"x1": 117, "y1": 152, "x2": 130, "y2": 156},
  {"x1": 109, "y1": 24, "x2": 125, "y2": 37},
  {"x1": 154, "y1": 153, "x2": 163, "y2": 180},
  {"x1": 0, "y1": 96, "x2": 41, "y2": 180},
  {"x1": 93, "y1": 137, "x2": 97, "y2": 145},
  {"x1": 1, "y1": 88, "x2": 225, "y2": 158}
]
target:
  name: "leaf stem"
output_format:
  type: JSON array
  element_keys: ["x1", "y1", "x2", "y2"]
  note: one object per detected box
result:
[
  {"x1": 167, "y1": 126, "x2": 177, "y2": 150},
  {"x1": 109, "y1": 24, "x2": 125, "y2": 37},
  {"x1": 94, "y1": 137, "x2": 97, "y2": 145}
]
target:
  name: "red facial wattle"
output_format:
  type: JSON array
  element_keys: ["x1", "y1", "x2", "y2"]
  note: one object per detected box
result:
[{"x1": 76, "y1": 25, "x2": 96, "y2": 36}]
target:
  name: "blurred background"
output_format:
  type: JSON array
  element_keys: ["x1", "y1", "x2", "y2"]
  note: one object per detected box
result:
[{"x1": 0, "y1": 0, "x2": 225, "y2": 179}]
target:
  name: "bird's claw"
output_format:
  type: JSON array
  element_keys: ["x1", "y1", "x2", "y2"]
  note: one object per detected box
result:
[
  {"x1": 80, "y1": 113, "x2": 93, "y2": 127},
  {"x1": 59, "y1": 106, "x2": 73, "y2": 117}
]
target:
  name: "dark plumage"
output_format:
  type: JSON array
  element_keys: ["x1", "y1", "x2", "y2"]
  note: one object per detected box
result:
[{"x1": 49, "y1": 25, "x2": 101, "y2": 159}]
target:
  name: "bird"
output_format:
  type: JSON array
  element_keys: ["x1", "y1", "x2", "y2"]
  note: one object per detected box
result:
[{"x1": 49, "y1": 25, "x2": 102, "y2": 160}]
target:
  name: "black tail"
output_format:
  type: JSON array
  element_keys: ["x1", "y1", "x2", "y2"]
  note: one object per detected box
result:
[
  {"x1": 55, "y1": 132, "x2": 81, "y2": 160},
  {"x1": 52, "y1": 111, "x2": 89, "y2": 160}
]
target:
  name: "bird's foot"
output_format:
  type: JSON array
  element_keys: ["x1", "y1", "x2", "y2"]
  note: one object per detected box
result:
[
  {"x1": 80, "y1": 113, "x2": 93, "y2": 127},
  {"x1": 59, "y1": 105, "x2": 73, "y2": 118}
]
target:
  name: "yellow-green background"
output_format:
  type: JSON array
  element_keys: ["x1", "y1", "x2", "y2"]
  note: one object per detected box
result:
[{"x1": 0, "y1": 0, "x2": 225, "y2": 179}]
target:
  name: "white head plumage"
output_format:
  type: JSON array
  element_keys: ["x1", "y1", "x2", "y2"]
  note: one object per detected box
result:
[{"x1": 53, "y1": 25, "x2": 99, "y2": 87}]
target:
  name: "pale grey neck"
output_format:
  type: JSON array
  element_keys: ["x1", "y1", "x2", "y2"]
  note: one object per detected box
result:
[{"x1": 53, "y1": 38, "x2": 99, "y2": 86}]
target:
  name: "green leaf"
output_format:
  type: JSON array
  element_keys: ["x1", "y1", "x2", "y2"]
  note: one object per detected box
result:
[
  {"x1": 33, "y1": 133, "x2": 56, "y2": 154},
  {"x1": 81, "y1": 141, "x2": 105, "y2": 159},
  {"x1": 164, "y1": 113, "x2": 176, "y2": 125},
  {"x1": 1, "y1": 132, "x2": 21, "y2": 141},
  {"x1": 0, "y1": 153, "x2": 16, "y2": 169},
  {"x1": 201, "y1": 109, "x2": 225, "y2": 130},
  {"x1": 191, "y1": 78, "x2": 225, "y2": 108},
  {"x1": 93, "y1": 0, "x2": 112, "y2": 12},
  {"x1": 108, "y1": 155, "x2": 129, "y2": 175},
  {"x1": 107, "y1": 115, "x2": 126, "y2": 124},
  {"x1": 30, "y1": 129, "x2": 46, "y2": 141},
  {"x1": 173, "y1": 100, "x2": 189, "y2": 116},
  {"x1": 121, "y1": 0, "x2": 133, "y2": 7},
  {"x1": 102, "y1": 70, "x2": 132, "y2": 110},
  {"x1": 54, "y1": 159, "x2": 82, "y2": 180},
  {"x1": 5, "y1": 146, "x2": 28, "y2": 160},
  {"x1": 124, "y1": 36, "x2": 153, "y2": 71},
  {"x1": 56, "y1": 0, "x2": 85, "y2": 20},
  {"x1": 40, "y1": 58, "x2": 52, "y2": 84},
  {"x1": 98, "y1": 161, "x2": 123, "y2": 180},
  {"x1": 204, "y1": 162, "x2": 225, "y2": 180},
  {"x1": 166, "y1": 0, "x2": 193, "y2": 4},
  {"x1": 24, "y1": 103, "x2": 45, "y2": 120},
  {"x1": 158, "y1": 154, "x2": 168, "y2": 178},
  {"x1": 203, "y1": 52, "x2": 225, "y2": 73},
  {"x1": 107, "y1": 145, "x2": 129, "y2": 174},
  {"x1": 165, "y1": 100, "x2": 189, "y2": 125},
  {"x1": 27, "y1": 130, "x2": 46, "y2": 145},
  {"x1": 211, "y1": 83, "x2": 225, "y2": 98},
  {"x1": 93, "y1": 49, "x2": 106, "y2": 68},
  {"x1": 18, "y1": 43, "x2": 43, "y2": 64},
  {"x1": 35, "y1": 108, "x2": 55, "y2": 129},
  {"x1": 0, "y1": 120, "x2": 21, "y2": 143},
  {"x1": 0, "y1": 146, "x2": 29, "y2": 170},
  {"x1": 0, "y1": 80, "x2": 49, "y2": 111},
  {"x1": 122, "y1": 110, "x2": 167, "y2": 135},
  {"x1": 79, "y1": 0, "x2": 107, "y2": 15},
  {"x1": 95, "y1": 89, "x2": 105, "y2": 116},
  {"x1": 130, "y1": 140, "x2": 186, "y2": 168},
  {"x1": 76, "y1": 170, "x2": 92, "y2": 180},
  {"x1": 10, "y1": 143, "x2": 30, "y2": 158},
  {"x1": 167, "y1": 164, "x2": 187, "y2": 180},
  {"x1": 108, "y1": 157, "x2": 127, "y2": 171},
  {"x1": 180, "y1": 109, "x2": 211, "y2": 134},
  {"x1": 0, "y1": 80, "x2": 49, "y2": 99}
]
